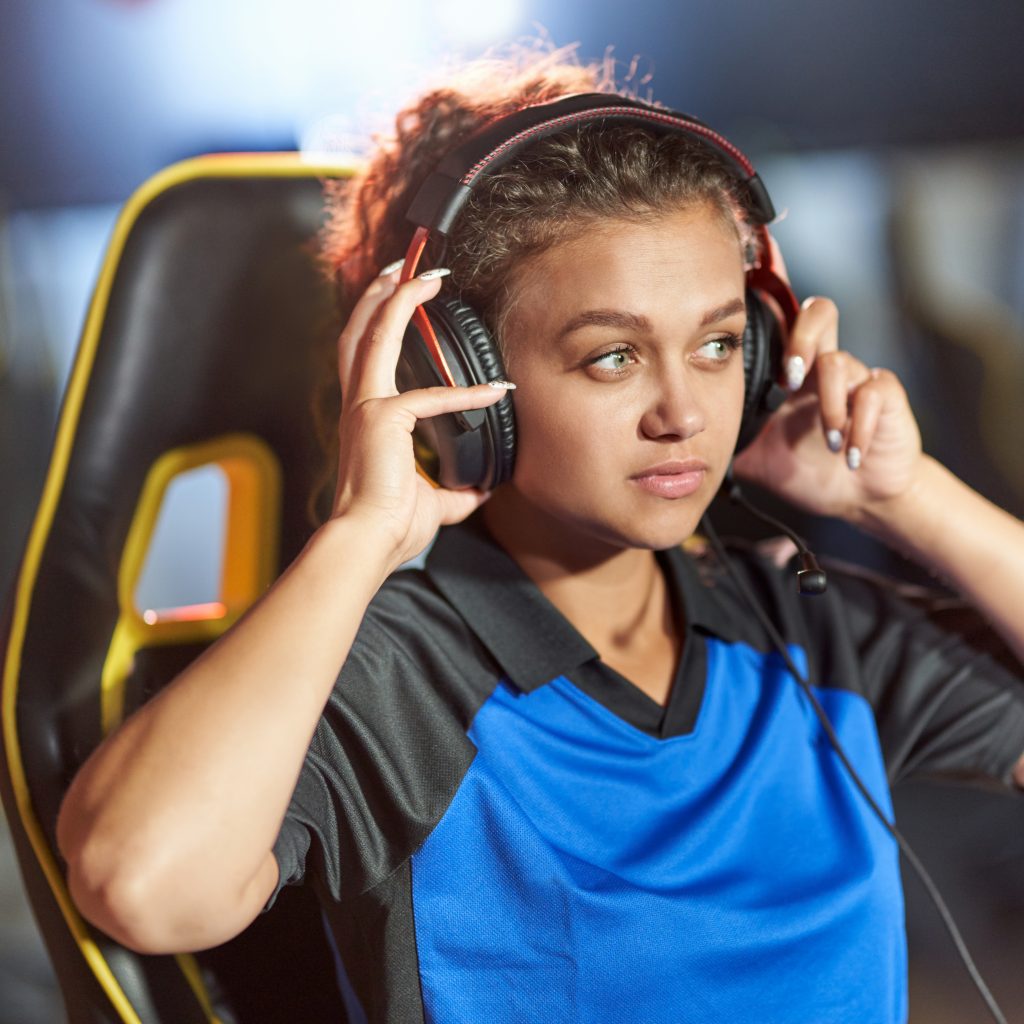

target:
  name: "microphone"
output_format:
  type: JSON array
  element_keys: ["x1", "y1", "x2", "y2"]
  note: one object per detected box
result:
[{"x1": 721, "y1": 468, "x2": 827, "y2": 595}]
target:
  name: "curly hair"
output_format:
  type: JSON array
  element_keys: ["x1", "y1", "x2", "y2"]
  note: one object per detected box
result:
[{"x1": 310, "y1": 41, "x2": 758, "y2": 520}]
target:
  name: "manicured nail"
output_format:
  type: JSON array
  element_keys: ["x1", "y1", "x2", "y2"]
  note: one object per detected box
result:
[
  {"x1": 487, "y1": 379, "x2": 516, "y2": 390},
  {"x1": 378, "y1": 259, "x2": 405, "y2": 277},
  {"x1": 418, "y1": 267, "x2": 451, "y2": 281},
  {"x1": 785, "y1": 355, "x2": 806, "y2": 391},
  {"x1": 826, "y1": 429, "x2": 843, "y2": 453},
  {"x1": 846, "y1": 446, "x2": 861, "y2": 470}
]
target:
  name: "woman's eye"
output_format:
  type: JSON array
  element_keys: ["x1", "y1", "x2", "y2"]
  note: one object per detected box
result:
[
  {"x1": 589, "y1": 347, "x2": 634, "y2": 372},
  {"x1": 697, "y1": 335, "x2": 743, "y2": 361}
]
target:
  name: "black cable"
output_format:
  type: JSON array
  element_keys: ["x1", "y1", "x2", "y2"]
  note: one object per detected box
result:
[
  {"x1": 699, "y1": 514, "x2": 1008, "y2": 1024},
  {"x1": 723, "y1": 472, "x2": 826, "y2": 595}
]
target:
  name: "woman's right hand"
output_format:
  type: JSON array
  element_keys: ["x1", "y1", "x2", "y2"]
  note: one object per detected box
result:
[{"x1": 329, "y1": 265, "x2": 511, "y2": 574}]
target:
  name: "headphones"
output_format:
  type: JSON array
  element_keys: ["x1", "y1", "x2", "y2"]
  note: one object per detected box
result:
[{"x1": 395, "y1": 92, "x2": 800, "y2": 491}]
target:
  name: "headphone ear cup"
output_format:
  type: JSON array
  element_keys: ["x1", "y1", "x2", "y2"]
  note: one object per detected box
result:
[
  {"x1": 396, "y1": 296, "x2": 516, "y2": 490},
  {"x1": 736, "y1": 287, "x2": 787, "y2": 452}
]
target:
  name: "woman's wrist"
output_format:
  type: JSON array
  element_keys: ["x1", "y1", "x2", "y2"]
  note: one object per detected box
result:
[
  {"x1": 307, "y1": 512, "x2": 406, "y2": 591},
  {"x1": 846, "y1": 453, "x2": 943, "y2": 551}
]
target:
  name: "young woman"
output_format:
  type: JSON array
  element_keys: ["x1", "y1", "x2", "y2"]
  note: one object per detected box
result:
[{"x1": 57, "y1": 47, "x2": 1024, "y2": 1024}]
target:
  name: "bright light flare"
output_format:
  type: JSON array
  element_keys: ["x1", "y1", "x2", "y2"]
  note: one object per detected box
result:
[{"x1": 432, "y1": 0, "x2": 522, "y2": 46}]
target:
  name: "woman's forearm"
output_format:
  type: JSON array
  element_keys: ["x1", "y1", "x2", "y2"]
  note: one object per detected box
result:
[
  {"x1": 851, "y1": 455, "x2": 1024, "y2": 788},
  {"x1": 852, "y1": 454, "x2": 1024, "y2": 666},
  {"x1": 57, "y1": 514, "x2": 393, "y2": 953}
]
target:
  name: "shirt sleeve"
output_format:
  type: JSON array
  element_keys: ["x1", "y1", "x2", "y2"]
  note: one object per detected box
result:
[
  {"x1": 823, "y1": 558, "x2": 1024, "y2": 788},
  {"x1": 262, "y1": 577, "x2": 483, "y2": 912},
  {"x1": 265, "y1": 815, "x2": 311, "y2": 912},
  {"x1": 262, "y1": 741, "x2": 336, "y2": 912}
]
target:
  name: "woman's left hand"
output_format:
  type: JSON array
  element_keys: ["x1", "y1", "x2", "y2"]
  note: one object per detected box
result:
[{"x1": 731, "y1": 295, "x2": 924, "y2": 521}]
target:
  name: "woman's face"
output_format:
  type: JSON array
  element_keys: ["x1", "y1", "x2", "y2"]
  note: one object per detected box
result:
[{"x1": 497, "y1": 200, "x2": 748, "y2": 553}]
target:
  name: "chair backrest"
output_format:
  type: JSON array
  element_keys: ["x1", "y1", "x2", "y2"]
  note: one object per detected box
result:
[{"x1": 1, "y1": 154, "x2": 354, "y2": 1023}]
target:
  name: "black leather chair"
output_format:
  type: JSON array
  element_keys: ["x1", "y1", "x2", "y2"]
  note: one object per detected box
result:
[{"x1": 1, "y1": 154, "x2": 352, "y2": 1023}]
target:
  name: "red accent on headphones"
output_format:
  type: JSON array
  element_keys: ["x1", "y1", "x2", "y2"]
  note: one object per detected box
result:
[
  {"x1": 749, "y1": 225, "x2": 800, "y2": 334},
  {"x1": 403, "y1": 226, "x2": 458, "y2": 387},
  {"x1": 460, "y1": 106, "x2": 758, "y2": 186}
]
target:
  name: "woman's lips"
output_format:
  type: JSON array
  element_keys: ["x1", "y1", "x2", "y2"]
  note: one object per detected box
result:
[{"x1": 630, "y1": 461, "x2": 708, "y2": 499}]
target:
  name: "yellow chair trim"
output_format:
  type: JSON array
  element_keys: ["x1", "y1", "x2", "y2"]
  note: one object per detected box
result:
[
  {"x1": 175, "y1": 952, "x2": 225, "y2": 1024},
  {"x1": 102, "y1": 433, "x2": 281, "y2": 734}
]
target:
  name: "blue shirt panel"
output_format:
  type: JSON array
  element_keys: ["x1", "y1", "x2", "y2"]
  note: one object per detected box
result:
[{"x1": 410, "y1": 640, "x2": 907, "y2": 1024}]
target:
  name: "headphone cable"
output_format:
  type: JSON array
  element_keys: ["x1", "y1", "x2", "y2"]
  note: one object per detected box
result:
[{"x1": 698, "y1": 513, "x2": 1008, "y2": 1024}]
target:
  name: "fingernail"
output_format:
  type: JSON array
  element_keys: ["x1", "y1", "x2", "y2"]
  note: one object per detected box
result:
[
  {"x1": 487, "y1": 379, "x2": 516, "y2": 390},
  {"x1": 378, "y1": 259, "x2": 405, "y2": 277},
  {"x1": 418, "y1": 267, "x2": 451, "y2": 281},
  {"x1": 846, "y1": 446, "x2": 861, "y2": 470},
  {"x1": 785, "y1": 355, "x2": 806, "y2": 391},
  {"x1": 826, "y1": 429, "x2": 843, "y2": 453}
]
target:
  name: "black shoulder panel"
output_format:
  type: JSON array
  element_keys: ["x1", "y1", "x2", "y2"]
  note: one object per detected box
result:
[
  {"x1": 273, "y1": 567, "x2": 503, "y2": 903},
  {"x1": 695, "y1": 539, "x2": 1024, "y2": 786}
]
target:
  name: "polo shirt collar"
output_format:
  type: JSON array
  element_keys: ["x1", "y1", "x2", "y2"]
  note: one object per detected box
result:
[{"x1": 424, "y1": 512, "x2": 743, "y2": 692}]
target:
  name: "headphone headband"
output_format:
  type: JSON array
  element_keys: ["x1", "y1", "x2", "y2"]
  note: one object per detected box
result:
[
  {"x1": 400, "y1": 91, "x2": 796, "y2": 397},
  {"x1": 406, "y1": 92, "x2": 776, "y2": 235}
]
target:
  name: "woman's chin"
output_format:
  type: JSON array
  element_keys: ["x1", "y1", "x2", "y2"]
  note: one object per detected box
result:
[
  {"x1": 485, "y1": 484, "x2": 713, "y2": 556},
  {"x1": 585, "y1": 504, "x2": 711, "y2": 554}
]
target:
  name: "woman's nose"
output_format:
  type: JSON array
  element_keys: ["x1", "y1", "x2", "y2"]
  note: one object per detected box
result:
[{"x1": 638, "y1": 371, "x2": 706, "y2": 441}]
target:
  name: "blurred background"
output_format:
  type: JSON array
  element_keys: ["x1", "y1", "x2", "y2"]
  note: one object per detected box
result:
[{"x1": 2, "y1": 0, "x2": 1023, "y2": 1021}]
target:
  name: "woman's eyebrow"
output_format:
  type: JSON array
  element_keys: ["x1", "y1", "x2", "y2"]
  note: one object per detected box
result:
[
  {"x1": 555, "y1": 309, "x2": 651, "y2": 342},
  {"x1": 555, "y1": 298, "x2": 747, "y2": 342},
  {"x1": 699, "y1": 297, "x2": 747, "y2": 326}
]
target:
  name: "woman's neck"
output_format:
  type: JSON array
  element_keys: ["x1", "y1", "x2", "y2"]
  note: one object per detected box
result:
[{"x1": 480, "y1": 491, "x2": 680, "y2": 665}]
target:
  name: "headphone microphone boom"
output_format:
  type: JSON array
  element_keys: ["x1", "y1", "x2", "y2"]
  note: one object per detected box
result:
[{"x1": 395, "y1": 92, "x2": 800, "y2": 492}]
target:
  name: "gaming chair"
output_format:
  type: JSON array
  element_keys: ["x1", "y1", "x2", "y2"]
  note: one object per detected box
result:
[{"x1": 0, "y1": 154, "x2": 352, "y2": 1023}]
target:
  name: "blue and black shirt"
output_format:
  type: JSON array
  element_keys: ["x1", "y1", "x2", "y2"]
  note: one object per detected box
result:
[{"x1": 268, "y1": 513, "x2": 1024, "y2": 1023}]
